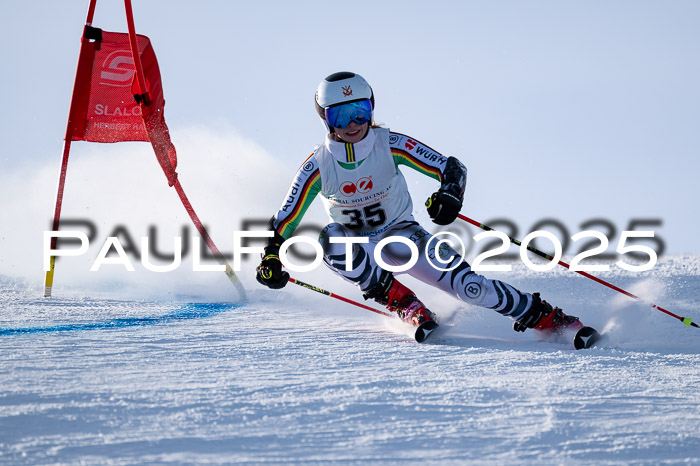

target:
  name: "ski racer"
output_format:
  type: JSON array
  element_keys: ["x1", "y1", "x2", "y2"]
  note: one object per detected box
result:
[{"x1": 255, "y1": 71, "x2": 583, "y2": 340}]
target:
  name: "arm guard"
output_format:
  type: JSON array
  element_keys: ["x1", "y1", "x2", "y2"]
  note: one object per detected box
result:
[
  {"x1": 263, "y1": 217, "x2": 286, "y2": 257},
  {"x1": 440, "y1": 156, "x2": 467, "y2": 201}
]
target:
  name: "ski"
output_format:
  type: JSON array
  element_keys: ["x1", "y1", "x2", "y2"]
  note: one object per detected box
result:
[
  {"x1": 415, "y1": 320, "x2": 439, "y2": 343},
  {"x1": 573, "y1": 326, "x2": 601, "y2": 350}
]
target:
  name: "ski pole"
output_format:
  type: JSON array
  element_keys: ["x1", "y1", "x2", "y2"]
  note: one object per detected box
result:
[
  {"x1": 288, "y1": 277, "x2": 391, "y2": 318},
  {"x1": 457, "y1": 214, "x2": 698, "y2": 329}
]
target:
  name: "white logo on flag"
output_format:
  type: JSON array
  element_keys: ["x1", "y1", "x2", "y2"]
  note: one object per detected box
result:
[{"x1": 100, "y1": 50, "x2": 135, "y2": 87}]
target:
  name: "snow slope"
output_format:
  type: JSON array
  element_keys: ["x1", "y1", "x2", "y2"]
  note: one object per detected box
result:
[{"x1": 0, "y1": 256, "x2": 698, "y2": 464}]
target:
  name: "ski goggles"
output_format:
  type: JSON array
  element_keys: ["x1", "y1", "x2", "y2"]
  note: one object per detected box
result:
[{"x1": 324, "y1": 99, "x2": 373, "y2": 129}]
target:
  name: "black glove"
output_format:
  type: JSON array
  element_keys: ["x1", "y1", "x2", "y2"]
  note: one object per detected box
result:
[
  {"x1": 256, "y1": 254, "x2": 289, "y2": 289},
  {"x1": 425, "y1": 156, "x2": 466, "y2": 225},
  {"x1": 426, "y1": 186, "x2": 462, "y2": 225}
]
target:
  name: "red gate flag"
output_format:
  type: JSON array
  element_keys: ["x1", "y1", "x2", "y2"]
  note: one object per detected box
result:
[
  {"x1": 45, "y1": 0, "x2": 245, "y2": 300},
  {"x1": 66, "y1": 26, "x2": 177, "y2": 185}
]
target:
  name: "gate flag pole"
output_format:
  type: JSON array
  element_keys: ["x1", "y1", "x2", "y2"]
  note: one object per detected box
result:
[
  {"x1": 123, "y1": 0, "x2": 246, "y2": 299},
  {"x1": 44, "y1": 0, "x2": 99, "y2": 297}
]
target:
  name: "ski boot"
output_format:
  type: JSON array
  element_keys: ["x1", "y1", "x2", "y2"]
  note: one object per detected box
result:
[
  {"x1": 513, "y1": 292, "x2": 583, "y2": 336},
  {"x1": 513, "y1": 293, "x2": 600, "y2": 349},
  {"x1": 364, "y1": 272, "x2": 438, "y2": 342}
]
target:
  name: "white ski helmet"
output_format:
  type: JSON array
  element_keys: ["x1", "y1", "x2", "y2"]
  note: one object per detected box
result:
[{"x1": 315, "y1": 71, "x2": 374, "y2": 130}]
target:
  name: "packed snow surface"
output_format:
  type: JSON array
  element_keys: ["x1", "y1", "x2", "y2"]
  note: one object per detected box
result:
[{"x1": 1, "y1": 257, "x2": 698, "y2": 464}]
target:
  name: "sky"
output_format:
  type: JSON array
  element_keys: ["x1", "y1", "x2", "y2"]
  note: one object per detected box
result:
[{"x1": 1, "y1": 0, "x2": 699, "y2": 285}]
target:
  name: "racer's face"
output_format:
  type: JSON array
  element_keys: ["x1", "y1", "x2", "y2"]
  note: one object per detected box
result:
[{"x1": 333, "y1": 121, "x2": 369, "y2": 144}]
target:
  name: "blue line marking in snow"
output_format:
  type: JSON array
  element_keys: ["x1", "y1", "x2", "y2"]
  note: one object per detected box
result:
[{"x1": 0, "y1": 303, "x2": 237, "y2": 336}]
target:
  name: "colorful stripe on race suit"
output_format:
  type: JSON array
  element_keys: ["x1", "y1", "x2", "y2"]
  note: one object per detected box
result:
[
  {"x1": 391, "y1": 149, "x2": 443, "y2": 182},
  {"x1": 275, "y1": 165, "x2": 322, "y2": 239},
  {"x1": 345, "y1": 143, "x2": 355, "y2": 163}
]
